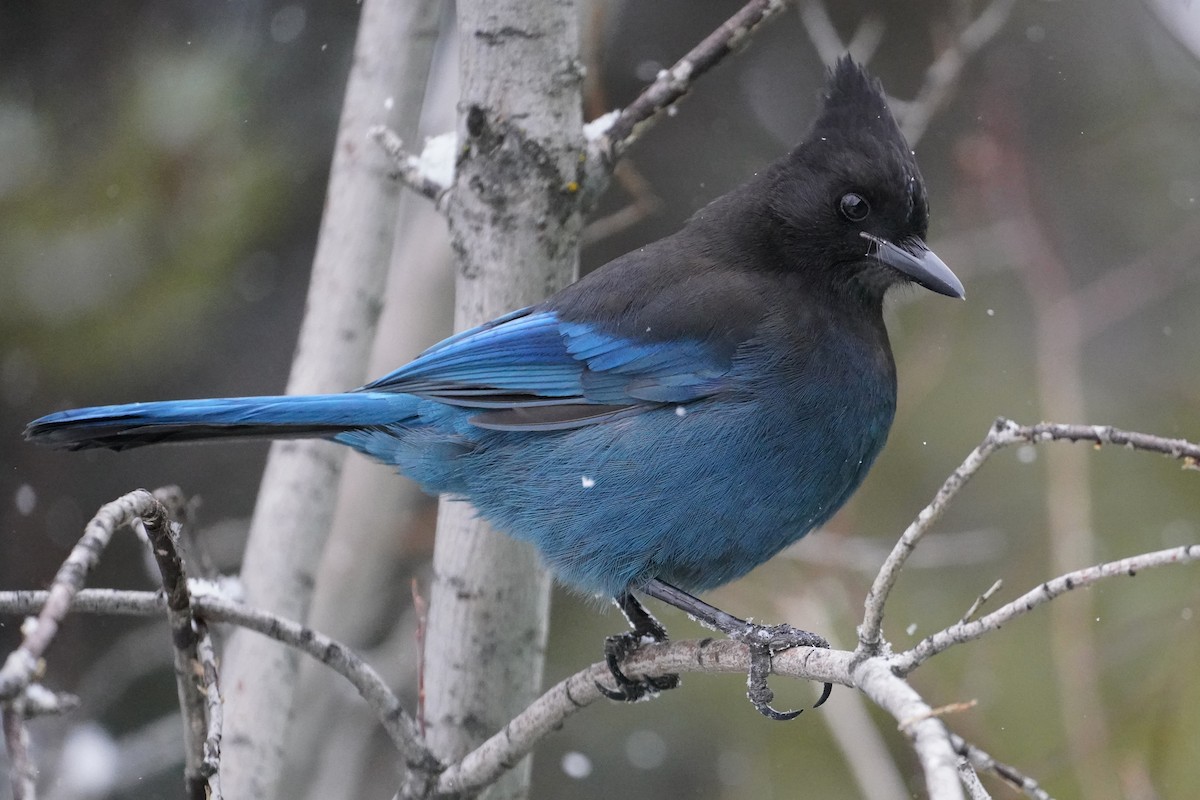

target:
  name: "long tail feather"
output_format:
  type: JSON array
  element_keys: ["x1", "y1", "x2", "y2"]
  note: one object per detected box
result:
[{"x1": 24, "y1": 393, "x2": 419, "y2": 452}]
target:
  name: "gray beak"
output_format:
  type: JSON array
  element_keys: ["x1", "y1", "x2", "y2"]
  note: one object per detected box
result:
[{"x1": 861, "y1": 232, "x2": 965, "y2": 299}]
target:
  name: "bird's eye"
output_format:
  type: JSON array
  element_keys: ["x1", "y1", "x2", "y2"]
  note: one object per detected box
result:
[{"x1": 839, "y1": 192, "x2": 870, "y2": 222}]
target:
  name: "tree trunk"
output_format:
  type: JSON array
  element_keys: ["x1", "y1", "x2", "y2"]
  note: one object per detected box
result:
[
  {"x1": 423, "y1": 2, "x2": 584, "y2": 797},
  {"x1": 220, "y1": 1, "x2": 441, "y2": 796}
]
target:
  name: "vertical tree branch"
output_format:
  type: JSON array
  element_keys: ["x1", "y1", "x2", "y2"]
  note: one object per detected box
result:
[
  {"x1": 3, "y1": 703, "x2": 36, "y2": 800},
  {"x1": 194, "y1": 622, "x2": 223, "y2": 795},
  {"x1": 423, "y1": 2, "x2": 583, "y2": 797},
  {"x1": 216, "y1": 1, "x2": 441, "y2": 796},
  {"x1": 135, "y1": 503, "x2": 211, "y2": 799}
]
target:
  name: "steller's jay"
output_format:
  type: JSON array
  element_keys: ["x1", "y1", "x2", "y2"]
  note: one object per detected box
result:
[{"x1": 26, "y1": 57, "x2": 963, "y2": 719}]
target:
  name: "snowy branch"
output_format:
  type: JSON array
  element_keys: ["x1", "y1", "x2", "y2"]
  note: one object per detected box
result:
[{"x1": 370, "y1": 125, "x2": 453, "y2": 205}]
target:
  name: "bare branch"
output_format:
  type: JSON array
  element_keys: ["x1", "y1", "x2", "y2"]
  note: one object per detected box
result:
[
  {"x1": 1009, "y1": 420, "x2": 1200, "y2": 463},
  {"x1": 8, "y1": 532, "x2": 1191, "y2": 800},
  {"x1": 951, "y1": 733, "x2": 1056, "y2": 800},
  {"x1": 894, "y1": 544, "x2": 1200, "y2": 673},
  {"x1": 0, "y1": 489, "x2": 159, "y2": 701},
  {"x1": 859, "y1": 426, "x2": 1007, "y2": 653},
  {"x1": 595, "y1": 0, "x2": 789, "y2": 163},
  {"x1": 435, "y1": 640, "x2": 849, "y2": 796},
  {"x1": 0, "y1": 588, "x2": 439, "y2": 779},
  {"x1": 860, "y1": 418, "x2": 1200, "y2": 653},
  {"x1": 958, "y1": 758, "x2": 991, "y2": 800},
  {"x1": 959, "y1": 579, "x2": 1003, "y2": 624},
  {"x1": 195, "y1": 622, "x2": 223, "y2": 795},
  {"x1": 196, "y1": 596, "x2": 439, "y2": 776},
  {"x1": 436, "y1": 640, "x2": 966, "y2": 799},
  {"x1": 135, "y1": 499, "x2": 211, "y2": 798},
  {"x1": 3, "y1": 702, "x2": 36, "y2": 800},
  {"x1": 0, "y1": 588, "x2": 168, "y2": 617}
]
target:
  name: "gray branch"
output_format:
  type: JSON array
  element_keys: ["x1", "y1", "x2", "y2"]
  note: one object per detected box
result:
[
  {"x1": 894, "y1": 544, "x2": 1200, "y2": 674},
  {"x1": 859, "y1": 417, "x2": 1200, "y2": 652}
]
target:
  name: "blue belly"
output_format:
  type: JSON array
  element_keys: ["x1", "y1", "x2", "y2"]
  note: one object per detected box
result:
[{"x1": 339, "y1": 371, "x2": 893, "y2": 596}]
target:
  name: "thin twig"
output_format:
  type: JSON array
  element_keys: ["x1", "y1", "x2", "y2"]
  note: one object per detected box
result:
[
  {"x1": 3, "y1": 701, "x2": 36, "y2": 800},
  {"x1": 197, "y1": 597, "x2": 438, "y2": 774},
  {"x1": 195, "y1": 621, "x2": 223, "y2": 794},
  {"x1": 951, "y1": 733, "x2": 1055, "y2": 800},
  {"x1": 136, "y1": 500, "x2": 210, "y2": 799},
  {"x1": 1010, "y1": 420, "x2": 1200, "y2": 463},
  {"x1": 596, "y1": 0, "x2": 788, "y2": 163},
  {"x1": 0, "y1": 588, "x2": 169, "y2": 617},
  {"x1": 859, "y1": 423, "x2": 1008, "y2": 653},
  {"x1": 959, "y1": 579, "x2": 1002, "y2": 624},
  {"x1": 958, "y1": 757, "x2": 991, "y2": 800},
  {"x1": 860, "y1": 418, "x2": 1200, "y2": 654},
  {"x1": 0, "y1": 589, "x2": 440, "y2": 777},
  {"x1": 0, "y1": 489, "x2": 159, "y2": 701},
  {"x1": 410, "y1": 579, "x2": 428, "y2": 738},
  {"x1": 894, "y1": 544, "x2": 1200, "y2": 674}
]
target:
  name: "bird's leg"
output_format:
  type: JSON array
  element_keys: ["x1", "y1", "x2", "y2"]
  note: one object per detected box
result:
[
  {"x1": 597, "y1": 591, "x2": 681, "y2": 703},
  {"x1": 642, "y1": 579, "x2": 833, "y2": 721}
]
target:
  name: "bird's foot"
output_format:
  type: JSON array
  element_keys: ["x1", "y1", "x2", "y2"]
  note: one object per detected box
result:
[
  {"x1": 596, "y1": 631, "x2": 681, "y2": 702},
  {"x1": 596, "y1": 591, "x2": 681, "y2": 703},
  {"x1": 641, "y1": 580, "x2": 834, "y2": 721},
  {"x1": 734, "y1": 623, "x2": 832, "y2": 721}
]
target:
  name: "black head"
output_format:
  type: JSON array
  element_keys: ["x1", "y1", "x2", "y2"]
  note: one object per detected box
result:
[{"x1": 766, "y1": 57, "x2": 963, "y2": 301}]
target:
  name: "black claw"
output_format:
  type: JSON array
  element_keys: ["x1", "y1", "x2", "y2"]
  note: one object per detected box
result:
[
  {"x1": 739, "y1": 623, "x2": 832, "y2": 721},
  {"x1": 598, "y1": 594, "x2": 681, "y2": 703},
  {"x1": 640, "y1": 579, "x2": 834, "y2": 720},
  {"x1": 610, "y1": 582, "x2": 832, "y2": 717},
  {"x1": 747, "y1": 640, "x2": 803, "y2": 720},
  {"x1": 814, "y1": 681, "x2": 833, "y2": 709}
]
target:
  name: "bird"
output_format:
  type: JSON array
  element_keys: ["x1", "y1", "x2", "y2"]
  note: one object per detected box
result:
[{"x1": 26, "y1": 57, "x2": 962, "y2": 719}]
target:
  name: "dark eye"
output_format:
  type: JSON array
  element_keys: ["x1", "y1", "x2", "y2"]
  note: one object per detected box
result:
[{"x1": 839, "y1": 192, "x2": 870, "y2": 222}]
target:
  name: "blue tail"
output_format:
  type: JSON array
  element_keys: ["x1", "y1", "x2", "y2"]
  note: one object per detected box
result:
[{"x1": 23, "y1": 393, "x2": 420, "y2": 452}]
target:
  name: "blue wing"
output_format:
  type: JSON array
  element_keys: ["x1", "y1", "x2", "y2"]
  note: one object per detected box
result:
[{"x1": 360, "y1": 308, "x2": 731, "y2": 430}]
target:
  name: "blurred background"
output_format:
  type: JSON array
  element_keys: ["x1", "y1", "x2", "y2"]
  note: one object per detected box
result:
[{"x1": 2, "y1": 1, "x2": 1199, "y2": 798}]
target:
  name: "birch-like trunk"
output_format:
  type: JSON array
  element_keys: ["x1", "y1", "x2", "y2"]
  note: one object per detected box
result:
[
  {"x1": 220, "y1": 1, "x2": 440, "y2": 796},
  {"x1": 423, "y1": 2, "x2": 584, "y2": 797}
]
